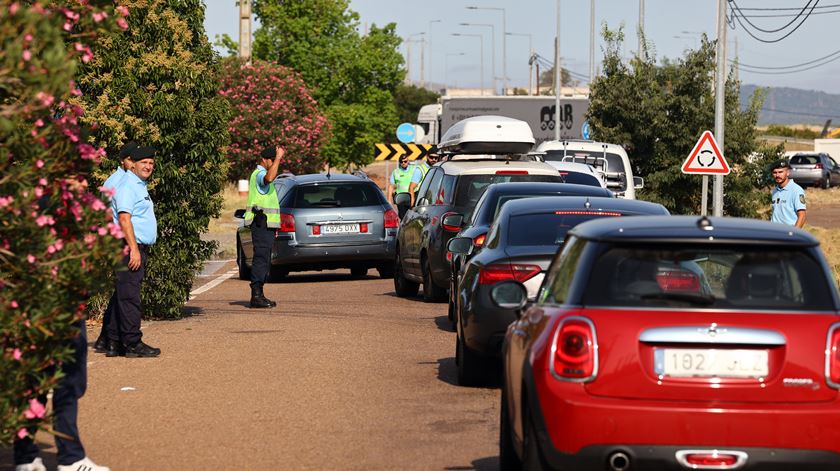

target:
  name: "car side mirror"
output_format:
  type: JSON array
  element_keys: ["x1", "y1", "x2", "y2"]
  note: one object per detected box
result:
[
  {"x1": 633, "y1": 176, "x2": 644, "y2": 190},
  {"x1": 394, "y1": 192, "x2": 412, "y2": 207},
  {"x1": 490, "y1": 281, "x2": 528, "y2": 311},
  {"x1": 446, "y1": 237, "x2": 473, "y2": 255},
  {"x1": 234, "y1": 208, "x2": 246, "y2": 219},
  {"x1": 441, "y1": 212, "x2": 464, "y2": 231}
]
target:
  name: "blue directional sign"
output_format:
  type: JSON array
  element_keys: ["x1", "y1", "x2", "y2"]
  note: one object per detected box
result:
[
  {"x1": 581, "y1": 120, "x2": 591, "y2": 140},
  {"x1": 396, "y1": 122, "x2": 416, "y2": 144}
]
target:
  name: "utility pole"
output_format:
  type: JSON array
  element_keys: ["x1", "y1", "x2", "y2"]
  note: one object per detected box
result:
[
  {"x1": 238, "y1": 0, "x2": 252, "y2": 63},
  {"x1": 555, "y1": 0, "x2": 561, "y2": 140},
  {"x1": 462, "y1": 23, "x2": 496, "y2": 94},
  {"x1": 590, "y1": 0, "x2": 595, "y2": 84},
  {"x1": 713, "y1": 0, "x2": 727, "y2": 216},
  {"x1": 452, "y1": 33, "x2": 485, "y2": 95},
  {"x1": 507, "y1": 32, "x2": 533, "y2": 95},
  {"x1": 420, "y1": 37, "x2": 425, "y2": 87}
]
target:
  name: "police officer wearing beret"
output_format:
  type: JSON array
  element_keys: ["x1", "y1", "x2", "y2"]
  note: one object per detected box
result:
[
  {"x1": 770, "y1": 159, "x2": 807, "y2": 228},
  {"x1": 244, "y1": 145, "x2": 285, "y2": 308},
  {"x1": 107, "y1": 145, "x2": 161, "y2": 357}
]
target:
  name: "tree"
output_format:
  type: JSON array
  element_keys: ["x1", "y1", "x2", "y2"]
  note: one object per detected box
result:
[
  {"x1": 393, "y1": 84, "x2": 439, "y2": 134},
  {"x1": 252, "y1": 0, "x2": 405, "y2": 168},
  {"x1": 587, "y1": 27, "x2": 768, "y2": 216},
  {"x1": 538, "y1": 66, "x2": 573, "y2": 93},
  {"x1": 219, "y1": 59, "x2": 330, "y2": 180},
  {"x1": 1, "y1": 2, "x2": 123, "y2": 444},
  {"x1": 77, "y1": 0, "x2": 231, "y2": 319}
]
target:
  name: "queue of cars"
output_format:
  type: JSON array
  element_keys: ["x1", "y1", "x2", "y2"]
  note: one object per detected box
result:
[{"x1": 233, "y1": 115, "x2": 840, "y2": 470}]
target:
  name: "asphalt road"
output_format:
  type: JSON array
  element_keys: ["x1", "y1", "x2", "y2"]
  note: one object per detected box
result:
[{"x1": 2, "y1": 263, "x2": 500, "y2": 470}]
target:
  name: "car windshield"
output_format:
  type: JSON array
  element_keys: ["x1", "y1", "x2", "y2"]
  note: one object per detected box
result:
[
  {"x1": 453, "y1": 174, "x2": 562, "y2": 209},
  {"x1": 507, "y1": 212, "x2": 622, "y2": 246},
  {"x1": 581, "y1": 245, "x2": 834, "y2": 310},
  {"x1": 791, "y1": 155, "x2": 820, "y2": 165},
  {"x1": 291, "y1": 182, "x2": 382, "y2": 208},
  {"x1": 558, "y1": 171, "x2": 601, "y2": 187},
  {"x1": 544, "y1": 150, "x2": 626, "y2": 190}
]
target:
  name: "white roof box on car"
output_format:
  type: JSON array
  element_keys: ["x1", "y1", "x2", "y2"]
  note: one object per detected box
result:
[{"x1": 438, "y1": 115, "x2": 535, "y2": 155}]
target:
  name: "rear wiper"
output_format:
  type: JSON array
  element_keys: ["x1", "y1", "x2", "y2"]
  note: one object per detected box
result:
[
  {"x1": 640, "y1": 292, "x2": 715, "y2": 306},
  {"x1": 310, "y1": 201, "x2": 341, "y2": 207}
]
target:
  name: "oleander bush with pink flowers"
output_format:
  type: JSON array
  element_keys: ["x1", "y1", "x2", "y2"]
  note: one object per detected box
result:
[
  {"x1": 219, "y1": 59, "x2": 329, "y2": 180},
  {"x1": 0, "y1": 1, "x2": 124, "y2": 445}
]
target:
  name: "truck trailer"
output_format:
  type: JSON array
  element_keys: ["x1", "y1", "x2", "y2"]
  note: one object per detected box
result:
[{"x1": 415, "y1": 95, "x2": 589, "y2": 147}]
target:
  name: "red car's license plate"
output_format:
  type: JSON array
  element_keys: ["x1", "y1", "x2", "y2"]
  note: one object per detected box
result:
[{"x1": 654, "y1": 348, "x2": 769, "y2": 378}]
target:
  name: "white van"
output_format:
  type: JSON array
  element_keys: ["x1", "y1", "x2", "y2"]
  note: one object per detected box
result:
[{"x1": 534, "y1": 140, "x2": 643, "y2": 199}]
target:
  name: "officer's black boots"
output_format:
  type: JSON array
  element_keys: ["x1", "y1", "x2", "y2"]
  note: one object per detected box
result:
[{"x1": 249, "y1": 285, "x2": 276, "y2": 308}]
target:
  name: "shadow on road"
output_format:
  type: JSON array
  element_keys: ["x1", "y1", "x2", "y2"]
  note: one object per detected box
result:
[
  {"x1": 434, "y1": 315, "x2": 455, "y2": 333},
  {"x1": 270, "y1": 273, "x2": 375, "y2": 284},
  {"x1": 437, "y1": 357, "x2": 458, "y2": 386},
  {"x1": 444, "y1": 456, "x2": 499, "y2": 471},
  {"x1": 0, "y1": 444, "x2": 57, "y2": 471}
]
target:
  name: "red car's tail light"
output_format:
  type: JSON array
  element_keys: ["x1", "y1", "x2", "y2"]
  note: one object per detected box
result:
[
  {"x1": 495, "y1": 170, "x2": 528, "y2": 175},
  {"x1": 359, "y1": 223, "x2": 368, "y2": 233},
  {"x1": 656, "y1": 270, "x2": 701, "y2": 293},
  {"x1": 312, "y1": 225, "x2": 321, "y2": 236},
  {"x1": 446, "y1": 251, "x2": 453, "y2": 262},
  {"x1": 554, "y1": 210, "x2": 622, "y2": 216},
  {"x1": 441, "y1": 211, "x2": 462, "y2": 232},
  {"x1": 550, "y1": 317, "x2": 598, "y2": 381},
  {"x1": 676, "y1": 450, "x2": 748, "y2": 469},
  {"x1": 816, "y1": 163, "x2": 824, "y2": 169},
  {"x1": 826, "y1": 324, "x2": 840, "y2": 389},
  {"x1": 473, "y1": 233, "x2": 487, "y2": 248},
  {"x1": 478, "y1": 263, "x2": 541, "y2": 285},
  {"x1": 383, "y1": 208, "x2": 399, "y2": 228},
  {"x1": 279, "y1": 213, "x2": 295, "y2": 232}
]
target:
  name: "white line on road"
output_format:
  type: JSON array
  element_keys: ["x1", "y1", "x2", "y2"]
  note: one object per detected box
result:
[{"x1": 190, "y1": 269, "x2": 238, "y2": 300}]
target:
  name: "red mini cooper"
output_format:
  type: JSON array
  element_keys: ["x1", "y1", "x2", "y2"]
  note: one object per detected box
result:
[{"x1": 491, "y1": 216, "x2": 840, "y2": 470}]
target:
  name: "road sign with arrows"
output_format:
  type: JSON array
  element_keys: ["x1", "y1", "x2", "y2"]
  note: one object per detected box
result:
[
  {"x1": 682, "y1": 130, "x2": 731, "y2": 175},
  {"x1": 374, "y1": 143, "x2": 435, "y2": 161}
]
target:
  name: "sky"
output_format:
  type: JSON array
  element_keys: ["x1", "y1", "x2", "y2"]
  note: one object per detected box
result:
[{"x1": 203, "y1": 1, "x2": 840, "y2": 95}]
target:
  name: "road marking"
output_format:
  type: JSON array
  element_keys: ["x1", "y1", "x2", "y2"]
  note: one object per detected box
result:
[{"x1": 190, "y1": 268, "x2": 238, "y2": 300}]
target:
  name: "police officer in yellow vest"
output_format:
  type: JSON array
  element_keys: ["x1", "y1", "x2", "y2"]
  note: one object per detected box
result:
[
  {"x1": 413, "y1": 148, "x2": 439, "y2": 182},
  {"x1": 244, "y1": 145, "x2": 285, "y2": 308},
  {"x1": 387, "y1": 155, "x2": 421, "y2": 218}
]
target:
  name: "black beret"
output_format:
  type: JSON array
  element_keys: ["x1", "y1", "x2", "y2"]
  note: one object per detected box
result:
[
  {"x1": 119, "y1": 141, "x2": 138, "y2": 158},
  {"x1": 260, "y1": 146, "x2": 276, "y2": 159},
  {"x1": 771, "y1": 159, "x2": 790, "y2": 170},
  {"x1": 130, "y1": 146, "x2": 156, "y2": 161}
]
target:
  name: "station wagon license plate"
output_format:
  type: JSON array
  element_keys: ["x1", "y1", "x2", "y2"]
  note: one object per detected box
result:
[
  {"x1": 323, "y1": 223, "x2": 359, "y2": 234},
  {"x1": 655, "y1": 348, "x2": 768, "y2": 378}
]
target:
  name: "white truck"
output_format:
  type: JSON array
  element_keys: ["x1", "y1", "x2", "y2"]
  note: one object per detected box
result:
[{"x1": 415, "y1": 95, "x2": 589, "y2": 147}]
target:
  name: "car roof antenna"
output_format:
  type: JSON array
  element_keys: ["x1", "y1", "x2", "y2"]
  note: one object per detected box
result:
[{"x1": 584, "y1": 197, "x2": 591, "y2": 209}]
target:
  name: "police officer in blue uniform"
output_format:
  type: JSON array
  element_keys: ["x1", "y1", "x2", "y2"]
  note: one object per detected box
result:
[
  {"x1": 94, "y1": 140, "x2": 138, "y2": 353},
  {"x1": 770, "y1": 160, "x2": 807, "y2": 228},
  {"x1": 107, "y1": 145, "x2": 161, "y2": 357}
]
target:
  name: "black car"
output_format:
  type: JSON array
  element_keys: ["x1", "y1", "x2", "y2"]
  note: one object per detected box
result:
[
  {"x1": 235, "y1": 173, "x2": 398, "y2": 280},
  {"x1": 393, "y1": 158, "x2": 563, "y2": 302},
  {"x1": 447, "y1": 196, "x2": 669, "y2": 386},
  {"x1": 445, "y1": 182, "x2": 614, "y2": 322}
]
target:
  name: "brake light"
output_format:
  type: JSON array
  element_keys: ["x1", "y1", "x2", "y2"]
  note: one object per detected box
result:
[
  {"x1": 312, "y1": 225, "x2": 321, "y2": 235},
  {"x1": 473, "y1": 233, "x2": 486, "y2": 247},
  {"x1": 656, "y1": 270, "x2": 700, "y2": 293},
  {"x1": 826, "y1": 324, "x2": 840, "y2": 388},
  {"x1": 279, "y1": 213, "x2": 295, "y2": 232},
  {"x1": 441, "y1": 211, "x2": 462, "y2": 232},
  {"x1": 446, "y1": 251, "x2": 453, "y2": 262},
  {"x1": 478, "y1": 263, "x2": 541, "y2": 284},
  {"x1": 360, "y1": 223, "x2": 368, "y2": 233},
  {"x1": 551, "y1": 318, "x2": 597, "y2": 380},
  {"x1": 816, "y1": 163, "x2": 824, "y2": 169},
  {"x1": 495, "y1": 170, "x2": 528, "y2": 175},
  {"x1": 554, "y1": 210, "x2": 622, "y2": 216},
  {"x1": 384, "y1": 208, "x2": 399, "y2": 228}
]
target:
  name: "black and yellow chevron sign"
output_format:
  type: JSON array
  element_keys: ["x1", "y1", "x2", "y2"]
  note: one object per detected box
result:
[{"x1": 374, "y1": 143, "x2": 434, "y2": 161}]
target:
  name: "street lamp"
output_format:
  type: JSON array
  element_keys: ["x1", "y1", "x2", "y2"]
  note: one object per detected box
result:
[
  {"x1": 452, "y1": 33, "x2": 485, "y2": 95},
  {"x1": 466, "y1": 6, "x2": 507, "y2": 94},
  {"x1": 405, "y1": 32, "x2": 425, "y2": 84},
  {"x1": 506, "y1": 32, "x2": 533, "y2": 95},
  {"x1": 461, "y1": 22, "x2": 496, "y2": 94},
  {"x1": 428, "y1": 19, "x2": 441, "y2": 85},
  {"x1": 445, "y1": 52, "x2": 465, "y2": 89}
]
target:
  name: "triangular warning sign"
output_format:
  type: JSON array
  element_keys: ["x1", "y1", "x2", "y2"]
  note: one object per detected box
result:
[{"x1": 681, "y1": 130, "x2": 730, "y2": 175}]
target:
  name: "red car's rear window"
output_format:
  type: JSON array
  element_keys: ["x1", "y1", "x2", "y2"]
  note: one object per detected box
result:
[{"x1": 581, "y1": 245, "x2": 835, "y2": 311}]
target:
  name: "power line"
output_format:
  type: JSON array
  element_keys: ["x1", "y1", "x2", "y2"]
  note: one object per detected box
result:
[
  {"x1": 735, "y1": 53, "x2": 840, "y2": 74},
  {"x1": 761, "y1": 107, "x2": 840, "y2": 119},
  {"x1": 729, "y1": 0, "x2": 820, "y2": 43},
  {"x1": 730, "y1": 0, "x2": 816, "y2": 34},
  {"x1": 730, "y1": 47, "x2": 840, "y2": 71},
  {"x1": 732, "y1": 8, "x2": 840, "y2": 18},
  {"x1": 734, "y1": 2, "x2": 840, "y2": 10}
]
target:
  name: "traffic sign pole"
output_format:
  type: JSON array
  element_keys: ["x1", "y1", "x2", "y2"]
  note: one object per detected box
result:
[
  {"x1": 701, "y1": 175, "x2": 708, "y2": 216},
  {"x1": 712, "y1": 0, "x2": 727, "y2": 217}
]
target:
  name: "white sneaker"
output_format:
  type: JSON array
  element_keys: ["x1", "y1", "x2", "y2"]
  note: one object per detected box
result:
[
  {"x1": 15, "y1": 457, "x2": 46, "y2": 471},
  {"x1": 57, "y1": 457, "x2": 111, "y2": 471}
]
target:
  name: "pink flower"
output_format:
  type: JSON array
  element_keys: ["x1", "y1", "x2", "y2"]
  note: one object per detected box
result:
[
  {"x1": 10, "y1": 300, "x2": 18, "y2": 308},
  {"x1": 36, "y1": 160, "x2": 44, "y2": 168},
  {"x1": 78, "y1": 143, "x2": 105, "y2": 162},
  {"x1": 116, "y1": 18, "x2": 128, "y2": 30},
  {"x1": 38, "y1": 178, "x2": 47, "y2": 186},
  {"x1": 92, "y1": 11, "x2": 107, "y2": 22},
  {"x1": 17, "y1": 429, "x2": 27, "y2": 440},
  {"x1": 34, "y1": 119, "x2": 44, "y2": 127},
  {"x1": 35, "y1": 215, "x2": 55, "y2": 227},
  {"x1": 99, "y1": 185, "x2": 116, "y2": 199},
  {"x1": 35, "y1": 92, "x2": 54, "y2": 107},
  {"x1": 0, "y1": 195, "x2": 13, "y2": 207},
  {"x1": 97, "y1": 227, "x2": 107, "y2": 236},
  {"x1": 108, "y1": 222, "x2": 124, "y2": 238},
  {"x1": 22, "y1": 50, "x2": 31, "y2": 61},
  {"x1": 116, "y1": 5, "x2": 129, "y2": 17},
  {"x1": 13, "y1": 349, "x2": 22, "y2": 360},
  {"x1": 91, "y1": 199, "x2": 106, "y2": 211},
  {"x1": 24, "y1": 399, "x2": 46, "y2": 419},
  {"x1": 9, "y1": 3, "x2": 19, "y2": 15},
  {"x1": 27, "y1": 254, "x2": 35, "y2": 263}
]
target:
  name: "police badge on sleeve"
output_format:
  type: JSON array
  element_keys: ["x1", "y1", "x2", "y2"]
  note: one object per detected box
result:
[{"x1": 799, "y1": 194, "x2": 806, "y2": 205}]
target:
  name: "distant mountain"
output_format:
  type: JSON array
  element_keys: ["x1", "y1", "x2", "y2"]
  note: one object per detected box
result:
[{"x1": 741, "y1": 85, "x2": 840, "y2": 126}]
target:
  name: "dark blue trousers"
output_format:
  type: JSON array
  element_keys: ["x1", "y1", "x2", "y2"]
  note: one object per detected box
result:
[
  {"x1": 107, "y1": 245, "x2": 147, "y2": 346},
  {"x1": 250, "y1": 212, "x2": 274, "y2": 290},
  {"x1": 14, "y1": 320, "x2": 87, "y2": 466}
]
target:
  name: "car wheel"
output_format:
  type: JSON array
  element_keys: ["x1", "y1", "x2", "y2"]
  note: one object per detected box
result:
[
  {"x1": 456, "y1": 333, "x2": 488, "y2": 387},
  {"x1": 269, "y1": 267, "x2": 288, "y2": 282},
  {"x1": 824, "y1": 174, "x2": 831, "y2": 189},
  {"x1": 422, "y1": 258, "x2": 448, "y2": 303},
  {"x1": 447, "y1": 277, "x2": 456, "y2": 323},
  {"x1": 499, "y1": 387, "x2": 522, "y2": 470},
  {"x1": 236, "y1": 237, "x2": 251, "y2": 281},
  {"x1": 350, "y1": 267, "x2": 368, "y2": 278},
  {"x1": 394, "y1": 250, "x2": 419, "y2": 297}
]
